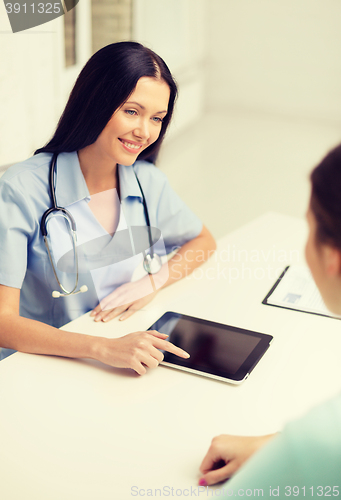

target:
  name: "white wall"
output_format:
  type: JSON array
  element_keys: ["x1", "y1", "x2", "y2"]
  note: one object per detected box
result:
[
  {"x1": 206, "y1": 0, "x2": 341, "y2": 124},
  {"x1": 0, "y1": 1, "x2": 92, "y2": 167},
  {"x1": 156, "y1": 0, "x2": 341, "y2": 239},
  {"x1": 0, "y1": 14, "x2": 60, "y2": 166},
  {"x1": 132, "y1": 0, "x2": 207, "y2": 139}
]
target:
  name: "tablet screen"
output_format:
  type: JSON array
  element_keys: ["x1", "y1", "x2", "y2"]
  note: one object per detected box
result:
[{"x1": 148, "y1": 312, "x2": 273, "y2": 383}]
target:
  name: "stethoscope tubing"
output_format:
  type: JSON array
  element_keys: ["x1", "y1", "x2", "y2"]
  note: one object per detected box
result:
[
  {"x1": 40, "y1": 153, "x2": 162, "y2": 297},
  {"x1": 40, "y1": 153, "x2": 77, "y2": 236}
]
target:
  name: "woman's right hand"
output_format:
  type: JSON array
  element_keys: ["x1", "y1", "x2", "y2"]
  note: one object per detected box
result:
[{"x1": 93, "y1": 330, "x2": 190, "y2": 375}]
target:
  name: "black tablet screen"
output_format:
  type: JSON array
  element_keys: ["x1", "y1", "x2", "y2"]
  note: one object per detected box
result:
[{"x1": 148, "y1": 312, "x2": 272, "y2": 381}]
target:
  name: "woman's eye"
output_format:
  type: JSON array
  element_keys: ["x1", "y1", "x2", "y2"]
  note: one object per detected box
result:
[
  {"x1": 125, "y1": 109, "x2": 137, "y2": 116},
  {"x1": 152, "y1": 117, "x2": 163, "y2": 123}
]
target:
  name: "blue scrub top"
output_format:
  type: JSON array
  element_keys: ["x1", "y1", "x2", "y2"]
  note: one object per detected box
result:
[
  {"x1": 0, "y1": 152, "x2": 202, "y2": 357},
  {"x1": 219, "y1": 393, "x2": 341, "y2": 497}
]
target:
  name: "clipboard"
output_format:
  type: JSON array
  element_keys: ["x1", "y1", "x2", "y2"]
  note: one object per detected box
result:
[{"x1": 262, "y1": 265, "x2": 340, "y2": 320}]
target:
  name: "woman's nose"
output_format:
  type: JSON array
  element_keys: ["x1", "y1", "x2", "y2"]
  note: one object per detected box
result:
[{"x1": 133, "y1": 119, "x2": 150, "y2": 140}]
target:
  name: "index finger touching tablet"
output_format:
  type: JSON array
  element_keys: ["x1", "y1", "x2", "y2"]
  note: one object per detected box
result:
[
  {"x1": 158, "y1": 339, "x2": 190, "y2": 359},
  {"x1": 147, "y1": 329, "x2": 190, "y2": 358}
]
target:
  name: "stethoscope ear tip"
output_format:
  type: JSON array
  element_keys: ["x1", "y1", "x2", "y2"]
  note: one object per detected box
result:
[{"x1": 52, "y1": 284, "x2": 88, "y2": 298}]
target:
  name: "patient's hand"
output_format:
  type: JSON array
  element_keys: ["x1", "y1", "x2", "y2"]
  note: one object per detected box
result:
[{"x1": 199, "y1": 433, "x2": 276, "y2": 486}]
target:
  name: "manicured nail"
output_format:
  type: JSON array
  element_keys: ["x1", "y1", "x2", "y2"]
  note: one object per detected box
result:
[{"x1": 199, "y1": 478, "x2": 207, "y2": 486}]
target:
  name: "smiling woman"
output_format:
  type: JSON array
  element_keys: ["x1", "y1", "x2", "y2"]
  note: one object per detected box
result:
[{"x1": 0, "y1": 41, "x2": 216, "y2": 371}]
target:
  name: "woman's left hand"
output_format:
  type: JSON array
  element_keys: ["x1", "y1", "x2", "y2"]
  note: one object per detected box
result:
[{"x1": 90, "y1": 275, "x2": 158, "y2": 322}]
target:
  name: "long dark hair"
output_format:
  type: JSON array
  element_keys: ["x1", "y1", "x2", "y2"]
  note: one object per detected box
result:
[
  {"x1": 35, "y1": 41, "x2": 177, "y2": 163},
  {"x1": 310, "y1": 144, "x2": 341, "y2": 250}
]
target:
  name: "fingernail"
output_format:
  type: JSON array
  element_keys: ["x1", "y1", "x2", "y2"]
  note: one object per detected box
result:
[{"x1": 199, "y1": 478, "x2": 207, "y2": 486}]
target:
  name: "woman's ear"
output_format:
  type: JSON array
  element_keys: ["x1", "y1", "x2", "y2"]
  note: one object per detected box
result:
[{"x1": 324, "y1": 246, "x2": 341, "y2": 277}]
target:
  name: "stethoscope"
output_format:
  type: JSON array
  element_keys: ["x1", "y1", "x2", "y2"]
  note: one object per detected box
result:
[{"x1": 40, "y1": 153, "x2": 163, "y2": 298}]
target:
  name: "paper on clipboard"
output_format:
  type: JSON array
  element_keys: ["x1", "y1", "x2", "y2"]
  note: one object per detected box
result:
[{"x1": 263, "y1": 265, "x2": 340, "y2": 320}]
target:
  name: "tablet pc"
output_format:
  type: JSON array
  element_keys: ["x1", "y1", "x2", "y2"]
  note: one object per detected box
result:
[{"x1": 148, "y1": 312, "x2": 273, "y2": 384}]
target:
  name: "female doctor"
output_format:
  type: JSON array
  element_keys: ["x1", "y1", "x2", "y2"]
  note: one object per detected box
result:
[
  {"x1": 0, "y1": 42, "x2": 216, "y2": 374},
  {"x1": 198, "y1": 144, "x2": 341, "y2": 491}
]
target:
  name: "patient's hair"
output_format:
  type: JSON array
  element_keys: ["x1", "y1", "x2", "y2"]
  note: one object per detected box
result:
[
  {"x1": 310, "y1": 144, "x2": 341, "y2": 250},
  {"x1": 35, "y1": 41, "x2": 177, "y2": 163}
]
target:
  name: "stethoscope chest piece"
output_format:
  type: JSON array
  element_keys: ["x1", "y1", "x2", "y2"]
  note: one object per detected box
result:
[{"x1": 143, "y1": 253, "x2": 162, "y2": 275}]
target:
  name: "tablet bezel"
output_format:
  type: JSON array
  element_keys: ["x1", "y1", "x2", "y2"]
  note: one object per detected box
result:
[{"x1": 147, "y1": 312, "x2": 273, "y2": 384}]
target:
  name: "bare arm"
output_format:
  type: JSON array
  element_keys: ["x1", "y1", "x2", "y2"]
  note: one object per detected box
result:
[
  {"x1": 158, "y1": 224, "x2": 217, "y2": 288},
  {"x1": 0, "y1": 284, "x2": 189, "y2": 374}
]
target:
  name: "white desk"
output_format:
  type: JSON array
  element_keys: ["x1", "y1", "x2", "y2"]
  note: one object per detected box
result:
[{"x1": 1, "y1": 213, "x2": 341, "y2": 500}]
